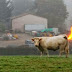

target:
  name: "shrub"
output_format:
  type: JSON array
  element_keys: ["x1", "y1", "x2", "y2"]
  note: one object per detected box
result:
[{"x1": 3, "y1": 35, "x2": 9, "y2": 40}]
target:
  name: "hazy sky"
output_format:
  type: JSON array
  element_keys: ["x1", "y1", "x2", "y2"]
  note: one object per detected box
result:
[{"x1": 64, "y1": 0, "x2": 72, "y2": 30}]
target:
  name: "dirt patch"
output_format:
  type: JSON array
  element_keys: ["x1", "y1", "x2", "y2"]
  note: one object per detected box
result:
[{"x1": 0, "y1": 33, "x2": 33, "y2": 47}]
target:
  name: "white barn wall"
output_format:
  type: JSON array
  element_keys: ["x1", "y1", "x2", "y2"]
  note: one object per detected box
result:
[{"x1": 12, "y1": 14, "x2": 48, "y2": 32}]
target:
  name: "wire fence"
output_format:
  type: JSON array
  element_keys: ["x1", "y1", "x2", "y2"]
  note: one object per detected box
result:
[{"x1": 0, "y1": 45, "x2": 71, "y2": 55}]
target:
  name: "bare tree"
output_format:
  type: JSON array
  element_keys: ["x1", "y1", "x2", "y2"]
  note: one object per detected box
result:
[{"x1": 0, "y1": 0, "x2": 13, "y2": 30}]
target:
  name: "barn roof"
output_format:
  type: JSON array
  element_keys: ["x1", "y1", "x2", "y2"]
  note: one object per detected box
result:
[{"x1": 11, "y1": 13, "x2": 47, "y2": 20}]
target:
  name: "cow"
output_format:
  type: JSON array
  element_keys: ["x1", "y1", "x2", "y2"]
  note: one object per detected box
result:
[{"x1": 31, "y1": 34, "x2": 69, "y2": 58}]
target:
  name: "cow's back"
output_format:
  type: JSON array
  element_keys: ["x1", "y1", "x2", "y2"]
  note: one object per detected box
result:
[{"x1": 40, "y1": 35, "x2": 68, "y2": 50}]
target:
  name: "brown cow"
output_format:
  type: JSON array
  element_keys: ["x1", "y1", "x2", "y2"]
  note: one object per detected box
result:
[{"x1": 32, "y1": 34, "x2": 69, "y2": 58}]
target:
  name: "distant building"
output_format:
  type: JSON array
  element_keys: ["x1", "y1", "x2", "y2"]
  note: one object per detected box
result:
[{"x1": 12, "y1": 14, "x2": 48, "y2": 32}]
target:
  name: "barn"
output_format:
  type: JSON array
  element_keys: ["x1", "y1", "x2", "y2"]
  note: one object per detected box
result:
[{"x1": 12, "y1": 14, "x2": 48, "y2": 32}]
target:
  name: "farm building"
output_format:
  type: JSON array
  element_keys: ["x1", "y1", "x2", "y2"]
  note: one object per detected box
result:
[{"x1": 12, "y1": 14, "x2": 48, "y2": 32}]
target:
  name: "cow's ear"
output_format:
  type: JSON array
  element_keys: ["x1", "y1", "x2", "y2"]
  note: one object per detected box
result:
[
  {"x1": 31, "y1": 38, "x2": 34, "y2": 41},
  {"x1": 39, "y1": 38, "x2": 42, "y2": 41}
]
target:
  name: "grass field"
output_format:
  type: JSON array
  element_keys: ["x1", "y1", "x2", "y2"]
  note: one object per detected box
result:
[{"x1": 0, "y1": 56, "x2": 72, "y2": 72}]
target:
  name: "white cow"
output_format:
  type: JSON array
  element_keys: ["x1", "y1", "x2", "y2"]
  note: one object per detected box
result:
[{"x1": 32, "y1": 34, "x2": 69, "y2": 58}]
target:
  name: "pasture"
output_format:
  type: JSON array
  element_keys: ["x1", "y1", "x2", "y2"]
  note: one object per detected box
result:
[{"x1": 0, "y1": 56, "x2": 72, "y2": 72}]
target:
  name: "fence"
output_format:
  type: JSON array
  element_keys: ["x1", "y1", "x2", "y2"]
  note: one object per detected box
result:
[{"x1": 0, "y1": 45, "x2": 71, "y2": 55}]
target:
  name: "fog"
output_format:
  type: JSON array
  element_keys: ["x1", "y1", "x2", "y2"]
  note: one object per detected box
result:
[
  {"x1": 12, "y1": 0, "x2": 72, "y2": 30},
  {"x1": 0, "y1": 0, "x2": 72, "y2": 31},
  {"x1": 64, "y1": 0, "x2": 72, "y2": 30},
  {"x1": 12, "y1": 0, "x2": 35, "y2": 16}
]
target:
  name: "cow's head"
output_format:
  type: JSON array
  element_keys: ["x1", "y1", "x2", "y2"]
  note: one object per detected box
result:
[{"x1": 31, "y1": 38, "x2": 42, "y2": 47}]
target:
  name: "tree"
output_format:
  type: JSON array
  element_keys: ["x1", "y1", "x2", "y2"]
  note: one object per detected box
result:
[
  {"x1": 0, "y1": 22, "x2": 5, "y2": 32},
  {"x1": 0, "y1": 0, "x2": 13, "y2": 29},
  {"x1": 34, "y1": 0, "x2": 68, "y2": 33},
  {"x1": 12, "y1": 0, "x2": 35, "y2": 16}
]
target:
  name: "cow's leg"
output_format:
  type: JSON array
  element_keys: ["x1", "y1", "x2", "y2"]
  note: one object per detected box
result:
[
  {"x1": 40, "y1": 51, "x2": 43, "y2": 57},
  {"x1": 59, "y1": 45, "x2": 64, "y2": 57},
  {"x1": 65, "y1": 46, "x2": 69, "y2": 58},
  {"x1": 59, "y1": 51, "x2": 63, "y2": 57},
  {"x1": 38, "y1": 47, "x2": 43, "y2": 57},
  {"x1": 44, "y1": 49, "x2": 49, "y2": 57}
]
